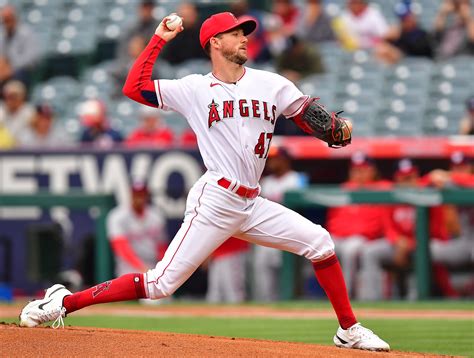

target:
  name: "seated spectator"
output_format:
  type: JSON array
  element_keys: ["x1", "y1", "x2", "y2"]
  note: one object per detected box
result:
[
  {"x1": 110, "y1": 35, "x2": 158, "y2": 98},
  {"x1": 376, "y1": 1, "x2": 434, "y2": 65},
  {"x1": 206, "y1": 237, "x2": 249, "y2": 303},
  {"x1": 232, "y1": 1, "x2": 272, "y2": 63},
  {"x1": 300, "y1": 0, "x2": 336, "y2": 44},
  {"x1": 161, "y1": 2, "x2": 207, "y2": 65},
  {"x1": 0, "y1": 80, "x2": 34, "y2": 143},
  {"x1": 116, "y1": 0, "x2": 157, "y2": 60},
  {"x1": 433, "y1": 0, "x2": 474, "y2": 59},
  {"x1": 126, "y1": 106, "x2": 173, "y2": 147},
  {"x1": 267, "y1": 0, "x2": 300, "y2": 56},
  {"x1": 326, "y1": 152, "x2": 389, "y2": 297},
  {"x1": 337, "y1": 0, "x2": 389, "y2": 50},
  {"x1": 79, "y1": 99, "x2": 123, "y2": 147},
  {"x1": 276, "y1": 35, "x2": 324, "y2": 82},
  {"x1": 17, "y1": 104, "x2": 64, "y2": 148},
  {"x1": 0, "y1": 5, "x2": 40, "y2": 90},
  {"x1": 107, "y1": 180, "x2": 168, "y2": 277},
  {"x1": 0, "y1": 120, "x2": 14, "y2": 148},
  {"x1": 253, "y1": 147, "x2": 308, "y2": 301},
  {"x1": 272, "y1": 0, "x2": 300, "y2": 37},
  {"x1": 358, "y1": 159, "x2": 450, "y2": 300},
  {"x1": 459, "y1": 96, "x2": 474, "y2": 135}
]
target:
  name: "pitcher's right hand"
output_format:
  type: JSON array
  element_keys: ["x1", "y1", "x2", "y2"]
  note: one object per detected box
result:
[{"x1": 155, "y1": 13, "x2": 183, "y2": 42}]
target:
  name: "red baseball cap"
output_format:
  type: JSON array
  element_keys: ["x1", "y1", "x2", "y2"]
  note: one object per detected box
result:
[
  {"x1": 131, "y1": 179, "x2": 149, "y2": 195},
  {"x1": 199, "y1": 12, "x2": 257, "y2": 49},
  {"x1": 395, "y1": 158, "x2": 419, "y2": 179}
]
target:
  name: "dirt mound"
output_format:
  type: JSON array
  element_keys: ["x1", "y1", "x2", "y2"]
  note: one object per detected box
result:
[{"x1": 0, "y1": 324, "x2": 445, "y2": 357}]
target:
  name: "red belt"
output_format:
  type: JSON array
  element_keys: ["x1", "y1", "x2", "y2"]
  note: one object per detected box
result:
[{"x1": 217, "y1": 178, "x2": 259, "y2": 199}]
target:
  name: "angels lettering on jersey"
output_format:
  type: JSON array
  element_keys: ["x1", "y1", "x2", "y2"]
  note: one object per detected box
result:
[{"x1": 207, "y1": 98, "x2": 276, "y2": 128}]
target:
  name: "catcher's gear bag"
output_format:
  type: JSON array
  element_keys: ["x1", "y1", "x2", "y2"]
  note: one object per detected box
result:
[{"x1": 293, "y1": 98, "x2": 352, "y2": 148}]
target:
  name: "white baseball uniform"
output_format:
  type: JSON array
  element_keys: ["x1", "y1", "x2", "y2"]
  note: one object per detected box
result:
[
  {"x1": 145, "y1": 67, "x2": 335, "y2": 299},
  {"x1": 107, "y1": 205, "x2": 167, "y2": 276}
]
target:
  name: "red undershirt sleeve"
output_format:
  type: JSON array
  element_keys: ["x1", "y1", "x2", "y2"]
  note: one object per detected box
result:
[
  {"x1": 110, "y1": 237, "x2": 146, "y2": 270},
  {"x1": 122, "y1": 34, "x2": 167, "y2": 107}
]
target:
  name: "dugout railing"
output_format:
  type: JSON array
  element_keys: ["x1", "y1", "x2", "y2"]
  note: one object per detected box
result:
[
  {"x1": 282, "y1": 187, "x2": 474, "y2": 300},
  {"x1": 0, "y1": 192, "x2": 116, "y2": 283},
  {"x1": 2, "y1": 189, "x2": 473, "y2": 300}
]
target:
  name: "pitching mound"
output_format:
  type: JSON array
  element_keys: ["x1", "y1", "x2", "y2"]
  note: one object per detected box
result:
[{"x1": 1, "y1": 324, "x2": 443, "y2": 357}]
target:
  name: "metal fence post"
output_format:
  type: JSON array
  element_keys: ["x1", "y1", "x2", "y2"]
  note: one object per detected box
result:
[
  {"x1": 95, "y1": 205, "x2": 111, "y2": 283},
  {"x1": 415, "y1": 206, "x2": 431, "y2": 299},
  {"x1": 280, "y1": 251, "x2": 296, "y2": 300}
]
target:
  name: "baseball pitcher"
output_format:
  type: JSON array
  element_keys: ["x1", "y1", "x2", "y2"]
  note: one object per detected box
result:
[{"x1": 20, "y1": 12, "x2": 388, "y2": 352}]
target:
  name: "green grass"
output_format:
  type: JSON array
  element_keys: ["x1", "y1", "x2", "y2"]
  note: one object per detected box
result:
[
  {"x1": 2, "y1": 314, "x2": 473, "y2": 356},
  {"x1": 268, "y1": 299, "x2": 474, "y2": 310}
]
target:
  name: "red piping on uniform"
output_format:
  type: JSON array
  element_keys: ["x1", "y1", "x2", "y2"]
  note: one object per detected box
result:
[
  {"x1": 286, "y1": 95, "x2": 310, "y2": 118},
  {"x1": 156, "y1": 79, "x2": 164, "y2": 109},
  {"x1": 148, "y1": 183, "x2": 208, "y2": 285}
]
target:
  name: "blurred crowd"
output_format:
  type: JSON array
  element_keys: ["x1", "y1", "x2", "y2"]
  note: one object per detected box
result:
[
  {"x1": 101, "y1": 148, "x2": 473, "y2": 302},
  {"x1": 0, "y1": 0, "x2": 473, "y2": 149},
  {"x1": 1, "y1": 0, "x2": 473, "y2": 301}
]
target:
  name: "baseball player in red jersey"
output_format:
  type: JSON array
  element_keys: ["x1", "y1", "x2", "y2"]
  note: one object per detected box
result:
[{"x1": 20, "y1": 12, "x2": 389, "y2": 351}]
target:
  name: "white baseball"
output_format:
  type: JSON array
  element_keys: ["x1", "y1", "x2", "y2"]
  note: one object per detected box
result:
[{"x1": 165, "y1": 14, "x2": 182, "y2": 31}]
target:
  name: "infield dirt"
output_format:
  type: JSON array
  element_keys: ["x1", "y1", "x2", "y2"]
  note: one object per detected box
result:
[{"x1": 0, "y1": 323, "x2": 450, "y2": 357}]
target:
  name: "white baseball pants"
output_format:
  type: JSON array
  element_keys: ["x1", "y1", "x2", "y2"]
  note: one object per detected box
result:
[{"x1": 145, "y1": 173, "x2": 334, "y2": 299}]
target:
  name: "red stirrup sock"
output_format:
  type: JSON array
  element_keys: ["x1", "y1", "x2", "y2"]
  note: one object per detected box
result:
[
  {"x1": 312, "y1": 255, "x2": 357, "y2": 329},
  {"x1": 63, "y1": 273, "x2": 147, "y2": 314}
]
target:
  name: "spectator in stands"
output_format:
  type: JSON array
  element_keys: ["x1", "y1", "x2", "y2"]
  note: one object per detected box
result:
[
  {"x1": 376, "y1": 1, "x2": 434, "y2": 65},
  {"x1": 300, "y1": 0, "x2": 336, "y2": 44},
  {"x1": 326, "y1": 152, "x2": 388, "y2": 298},
  {"x1": 0, "y1": 5, "x2": 40, "y2": 90},
  {"x1": 0, "y1": 120, "x2": 14, "y2": 148},
  {"x1": 231, "y1": 1, "x2": 272, "y2": 63},
  {"x1": 116, "y1": 0, "x2": 157, "y2": 60},
  {"x1": 110, "y1": 35, "x2": 158, "y2": 98},
  {"x1": 107, "y1": 180, "x2": 167, "y2": 277},
  {"x1": 161, "y1": 2, "x2": 207, "y2": 65},
  {"x1": 206, "y1": 237, "x2": 249, "y2": 303},
  {"x1": 337, "y1": 0, "x2": 389, "y2": 50},
  {"x1": 272, "y1": 0, "x2": 300, "y2": 36},
  {"x1": 126, "y1": 106, "x2": 173, "y2": 147},
  {"x1": 276, "y1": 35, "x2": 324, "y2": 82},
  {"x1": 459, "y1": 96, "x2": 474, "y2": 135},
  {"x1": 0, "y1": 80, "x2": 34, "y2": 143},
  {"x1": 79, "y1": 99, "x2": 123, "y2": 147},
  {"x1": 254, "y1": 147, "x2": 308, "y2": 301},
  {"x1": 358, "y1": 159, "x2": 449, "y2": 300},
  {"x1": 267, "y1": 0, "x2": 300, "y2": 56},
  {"x1": 433, "y1": 0, "x2": 474, "y2": 59},
  {"x1": 17, "y1": 103, "x2": 64, "y2": 148}
]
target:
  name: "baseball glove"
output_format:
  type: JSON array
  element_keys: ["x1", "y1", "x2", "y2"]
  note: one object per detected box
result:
[{"x1": 296, "y1": 98, "x2": 352, "y2": 148}]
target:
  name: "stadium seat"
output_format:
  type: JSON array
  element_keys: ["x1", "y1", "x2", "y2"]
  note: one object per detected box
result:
[
  {"x1": 422, "y1": 109, "x2": 465, "y2": 136},
  {"x1": 375, "y1": 109, "x2": 423, "y2": 136},
  {"x1": 342, "y1": 106, "x2": 376, "y2": 137},
  {"x1": 174, "y1": 59, "x2": 211, "y2": 77},
  {"x1": 31, "y1": 76, "x2": 81, "y2": 116}
]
